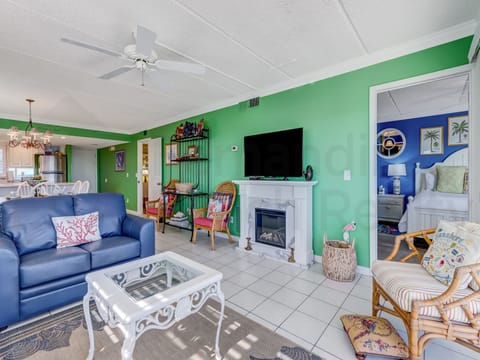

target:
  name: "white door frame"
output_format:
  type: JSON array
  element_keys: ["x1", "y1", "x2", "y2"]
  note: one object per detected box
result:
[
  {"x1": 137, "y1": 138, "x2": 150, "y2": 215},
  {"x1": 369, "y1": 64, "x2": 472, "y2": 267}
]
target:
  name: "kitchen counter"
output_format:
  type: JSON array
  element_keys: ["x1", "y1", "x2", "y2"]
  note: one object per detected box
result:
[{"x1": 0, "y1": 182, "x2": 77, "y2": 196}]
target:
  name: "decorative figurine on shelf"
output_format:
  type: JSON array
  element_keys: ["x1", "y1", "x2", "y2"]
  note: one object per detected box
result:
[
  {"x1": 183, "y1": 121, "x2": 196, "y2": 137},
  {"x1": 343, "y1": 221, "x2": 357, "y2": 243},
  {"x1": 196, "y1": 118, "x2": 204, "y2": 136},
  {"x1": 175, "y1": 123, "x2": 184, "y2": 139}
]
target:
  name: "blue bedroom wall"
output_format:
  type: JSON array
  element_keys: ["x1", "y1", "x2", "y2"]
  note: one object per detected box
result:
[{"x1": 377, "y1": 111, "x2": 468, "y2": 198}]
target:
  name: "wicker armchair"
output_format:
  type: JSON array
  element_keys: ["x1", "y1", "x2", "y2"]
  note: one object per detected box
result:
[
  {"x1": 145, "y1": 179, "x2": 179, "y2": 230},
  {"x1": 372, "y1": 228, "x2": 480, "y2": 360},
  {"x1": 192, "y1": 181, "x2": 236, "y2": 250}
]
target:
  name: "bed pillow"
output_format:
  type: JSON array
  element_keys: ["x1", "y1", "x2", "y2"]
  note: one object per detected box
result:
[
  {"x1": 423, "y1": 172, "x2": 436, "y2": 191},
  {"x1": 464, "y1": 169, "x2": 469, "y2": 194},
  {"x1": 436, "y1": 166, "x2": 466, "y2": 194},
  {"x1": 422, "y1": 220, "x2": 480, "y2": 288},
  {"x1": 52, "y1": 211, "x2": 101, "y2": 248}
]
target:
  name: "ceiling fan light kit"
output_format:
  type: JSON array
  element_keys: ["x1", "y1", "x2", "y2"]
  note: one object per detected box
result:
[{"x1": 61, "y1": 25, "x2": 205, "y2": 86}]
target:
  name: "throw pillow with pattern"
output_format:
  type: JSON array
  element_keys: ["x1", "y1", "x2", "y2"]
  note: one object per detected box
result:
[
  {"x1": 52, "y1": 211, "x2": 102, "y2": 248},
  {"x1": 422, "y1": 220, "x2": 480, "y2": 288}
]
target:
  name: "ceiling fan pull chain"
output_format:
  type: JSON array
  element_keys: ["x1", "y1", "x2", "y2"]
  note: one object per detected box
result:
[{"x1": 141, "y1": 62, "x2": 145, "y2": 87}]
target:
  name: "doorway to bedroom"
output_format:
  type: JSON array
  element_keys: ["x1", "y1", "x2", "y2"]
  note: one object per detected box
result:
[{"x1": 370, "y1": 66, "x2": 471, "y2": 263}]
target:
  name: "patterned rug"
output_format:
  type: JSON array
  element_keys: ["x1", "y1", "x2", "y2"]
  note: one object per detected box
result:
[{"x1": 0, "y1": 300, "x2": 323, "y2": 360}]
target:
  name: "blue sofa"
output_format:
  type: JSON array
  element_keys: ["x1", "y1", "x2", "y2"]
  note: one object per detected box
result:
[{"x1": 0, "y1": 193, "x2": 155, "y2": 329}]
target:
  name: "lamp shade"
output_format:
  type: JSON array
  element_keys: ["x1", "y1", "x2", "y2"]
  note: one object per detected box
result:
[{"x1": 388, "y1": 163, "x2": 406, "y2": 177}]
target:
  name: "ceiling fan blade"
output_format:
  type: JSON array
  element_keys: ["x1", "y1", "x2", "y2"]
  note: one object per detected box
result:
[
  {"x1": 61, "y1": 38, "x2": 123, "y2": 58},
  {"x1": 136, "y1": 25, "x2": 156, "y2": 56},
  {"x1": 99, "y1": 66, "x2": 136, "y2": 80},
  {"x1": 153, "y1": 60, "x2": 206, "y2": 75}
]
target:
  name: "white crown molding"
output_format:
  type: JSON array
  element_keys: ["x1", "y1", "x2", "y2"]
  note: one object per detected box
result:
[{"x1": 134, "y1": 21, "x2": 477, "y2": 134}]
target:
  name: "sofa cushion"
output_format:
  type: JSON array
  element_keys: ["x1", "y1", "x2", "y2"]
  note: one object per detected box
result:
[
  {"x1": 20, "y1": 246, "x2": 90, "y2": 288},
  {"x1": 2, "y1": 196, "x2": 74, "y2": 256},
  {"x1": 80, "y1": 236, "x2": 140, "y2": 269},
  {"x1": 52, "y1": 211, "x2": 101, "y2": 248},
  {"x1": 73, "y1": 193, "x2": 126, "y2": 237},
  {"x1": 372, "y1": 260, "x2": 480, "y2": 323}
]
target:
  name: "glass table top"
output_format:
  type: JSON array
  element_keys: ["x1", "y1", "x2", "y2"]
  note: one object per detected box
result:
[{"x1": 109, "y1": 259, "x2": 200, "y2": 301}]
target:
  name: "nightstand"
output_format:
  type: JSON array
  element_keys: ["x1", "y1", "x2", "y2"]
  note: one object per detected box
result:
[
  {"x1": 377, "y1": 194, "x2": 405, "y2": 245},
  {"x1": 377, "y1": 194, "x2": 405, "y2": 223}
]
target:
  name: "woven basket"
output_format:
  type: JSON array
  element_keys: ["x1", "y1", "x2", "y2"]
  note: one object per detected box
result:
[
  {"x1": 322, "y1": 234, "x2": 357, "y2": 282},
  {"x1": 175, "y1": 182, "x2": 193, "y2": 193}
]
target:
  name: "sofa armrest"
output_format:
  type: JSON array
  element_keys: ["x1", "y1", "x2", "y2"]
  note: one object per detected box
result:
[
  {"x1": 122, "y1": 214, "x2": 155, "y2": 258},
  {"x1": 0, "y1": 234, "x2": 20, "y2": 327}
]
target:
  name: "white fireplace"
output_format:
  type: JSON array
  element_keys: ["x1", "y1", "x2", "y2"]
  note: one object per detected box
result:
[{"x1": 233, "y1": 180, "x2": 317, "y2": 267}]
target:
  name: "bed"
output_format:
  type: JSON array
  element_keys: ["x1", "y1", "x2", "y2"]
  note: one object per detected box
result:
[{"x1": 398, "y1": 147, "x2": 468, "y2": 233}]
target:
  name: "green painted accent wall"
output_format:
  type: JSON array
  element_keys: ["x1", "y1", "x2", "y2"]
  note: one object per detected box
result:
[
  {"x1": 97, "y1": 142, "x2": 137, "y2": 210},
  {"x1": 98, "y1": 37, "x2": 471, "y2": 266}
]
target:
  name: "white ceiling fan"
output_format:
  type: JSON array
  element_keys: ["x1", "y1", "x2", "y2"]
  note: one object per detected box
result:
[{"x1": 61, "y1": 25, "x2": 205, "y2": 86}]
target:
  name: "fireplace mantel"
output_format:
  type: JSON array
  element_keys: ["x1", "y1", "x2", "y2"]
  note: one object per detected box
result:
[{"x1": 233, "y1": 180, "x2": 317, "y2": 267}]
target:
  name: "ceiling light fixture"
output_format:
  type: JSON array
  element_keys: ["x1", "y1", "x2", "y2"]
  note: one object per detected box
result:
[{"x1": 7, "y1": 99, "x2": 53, "y2": 150}]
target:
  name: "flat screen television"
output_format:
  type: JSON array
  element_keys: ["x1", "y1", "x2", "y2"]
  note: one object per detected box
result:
[{"x1": 244, "y1": 128, "x2": 303, "y2": 178}]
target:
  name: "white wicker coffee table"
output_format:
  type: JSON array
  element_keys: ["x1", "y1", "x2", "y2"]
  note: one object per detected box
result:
[{"x1": 83, "y1": 251, "x2": 224, "y2": 360}]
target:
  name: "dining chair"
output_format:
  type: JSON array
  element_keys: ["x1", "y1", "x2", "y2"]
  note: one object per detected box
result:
[
  {"x1": 70, "y1": 180, "x2": 82, "y2": 195},
  {"x1": 15, "y1": 181, "x2": 33, "y2": 198},
  {"x1": 79, "y1": 180, "x2": 90, "y2": 193}
]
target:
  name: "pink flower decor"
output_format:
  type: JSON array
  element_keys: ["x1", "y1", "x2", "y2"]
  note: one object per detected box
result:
[{"x1": 52, "y1": 212, "x2": 101, "y2": 248}]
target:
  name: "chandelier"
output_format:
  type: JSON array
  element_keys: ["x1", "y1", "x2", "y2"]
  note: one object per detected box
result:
[{"x1": 7, "y1": 99, "x2": 53, "y2": 149}]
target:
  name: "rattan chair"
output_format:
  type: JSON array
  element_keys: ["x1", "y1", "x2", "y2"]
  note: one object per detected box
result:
[
  {"x1": 192, "y1": 181, "x2": 236, "y2": 250},
  {"x1": 145, "y1": 179, "x2": 179, "y2": 230},
  {"x1": 372, "y1": 228, "x2": 480, "y2": 360}
]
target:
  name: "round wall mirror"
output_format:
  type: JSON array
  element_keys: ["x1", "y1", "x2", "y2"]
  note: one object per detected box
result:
[{"x1": 377, "y1": 128, "x2": 406, "y2": 159}]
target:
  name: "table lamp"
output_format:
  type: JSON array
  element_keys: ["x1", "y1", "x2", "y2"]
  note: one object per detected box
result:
[{"x1": 387, "y1": 164, "x2": 406, "y2": 195}]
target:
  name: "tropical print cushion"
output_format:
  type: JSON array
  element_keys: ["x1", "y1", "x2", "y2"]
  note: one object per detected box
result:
[
  {"x1": 206, "y1": 198, "x2": 223, "y2": 219},
  {"x1": 52, "y1": 211, "x2": 101, "y2": 248},
  {"x1": 436, "y1": 165, "x2": 466, "y2": 194},
  {"x1": 341, "y1": 314, "x2": 408, "y2": 359},
  {"x1": 422, "y1": 220, "x2": 480, "y2": 288}
]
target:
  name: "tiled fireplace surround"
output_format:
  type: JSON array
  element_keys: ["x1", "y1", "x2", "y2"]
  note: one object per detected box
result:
[{"x1": 234, "y1": 180, "x2": 317, "y2": 267}]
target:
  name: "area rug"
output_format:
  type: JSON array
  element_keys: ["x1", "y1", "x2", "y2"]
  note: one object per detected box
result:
[{"x1": 0, "y1": 300, "x2": 322, "y2": 360}]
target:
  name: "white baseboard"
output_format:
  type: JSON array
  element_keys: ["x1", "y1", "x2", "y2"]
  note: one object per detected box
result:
[{"x1": 313, "y1": 254, "x2": 372, "y2": 276}]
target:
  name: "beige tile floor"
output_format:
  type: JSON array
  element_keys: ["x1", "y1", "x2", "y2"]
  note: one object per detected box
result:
[
  {"x1": 158, "y1": 227, "x2": 479, "y2": 360},
  {"x1": 8, "y1": 227, "x2": 479, "y2": 360}
]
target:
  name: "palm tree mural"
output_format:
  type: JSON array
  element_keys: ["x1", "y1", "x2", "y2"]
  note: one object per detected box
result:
[
  {"x1": 423, "y1": 129, "x2": 440, "y2": 152},
  {"x1": 451, "y1": 119, "x2": 469, "y2": 144}
]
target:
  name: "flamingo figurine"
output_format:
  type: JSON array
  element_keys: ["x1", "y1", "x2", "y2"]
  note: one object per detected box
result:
[{"x1": 343, "y1": 221, "x2": 357, "y2": 243}]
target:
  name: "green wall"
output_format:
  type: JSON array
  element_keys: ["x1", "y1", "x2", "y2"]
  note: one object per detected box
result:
[
  {"x1": 98, "y1": 36, "x2": 472, "y2": 266},
  {"x1": 97, "y1": 142, "x2": 137, "y2": 206}
]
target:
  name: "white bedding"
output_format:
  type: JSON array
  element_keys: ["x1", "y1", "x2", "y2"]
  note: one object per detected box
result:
[{"x1": 398, "y1": 191, "x2": 468, "y2": 232}]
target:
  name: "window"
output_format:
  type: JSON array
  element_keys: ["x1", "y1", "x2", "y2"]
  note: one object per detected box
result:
[{"x1": 8, "y1": 167, "x2": 34, "y2": 181}]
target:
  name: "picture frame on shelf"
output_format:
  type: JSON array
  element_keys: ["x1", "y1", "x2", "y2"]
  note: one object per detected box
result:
[
  {"x1": 420, "y1": 126, "x2": 443, "y2": 155},
  {"x1": 165, "y1": 143, "x2": 178, "y2": 165},
  {"x1": 115, "y1": 150, "x2": 125, "y2": 172},
  {"x1": 447, "y1": 115, "x2": 469, "y2": 146},
  {"x1": 188, "y1": 145, "x2": 197, "y2": 158}
]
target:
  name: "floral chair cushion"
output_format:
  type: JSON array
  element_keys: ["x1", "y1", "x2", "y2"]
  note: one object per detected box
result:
[{"x1": 206, "y1": 192, "x2": 233, "y2": 223}]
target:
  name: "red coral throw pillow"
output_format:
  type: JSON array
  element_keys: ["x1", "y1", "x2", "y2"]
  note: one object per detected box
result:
[{"x1": 52, "y1": 211, "x2": 102, "y2": 248}]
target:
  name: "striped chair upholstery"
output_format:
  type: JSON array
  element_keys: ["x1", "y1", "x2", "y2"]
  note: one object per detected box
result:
[{"x1": 372, "y1": 260, "x2": 480, "y2": 323}]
